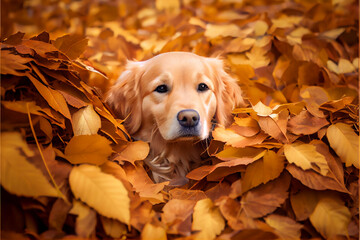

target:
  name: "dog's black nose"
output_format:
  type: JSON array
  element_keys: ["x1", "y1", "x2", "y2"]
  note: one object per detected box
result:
[{"x1": 177, "y1": 109, "x2": 200, "y2": 128}]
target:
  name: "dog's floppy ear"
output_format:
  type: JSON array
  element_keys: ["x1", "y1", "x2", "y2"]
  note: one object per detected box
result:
[
  {"x1": 207, "y1": 58, "x2": 245, "y2": 127},
  {"x1": 106, "y1": 61, "x2": 144, "y2": 134}
]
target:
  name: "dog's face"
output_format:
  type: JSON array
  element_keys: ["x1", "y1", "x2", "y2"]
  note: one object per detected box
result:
[{"x1": 106, "y1": 52, "x2": 244, "y2": 142}]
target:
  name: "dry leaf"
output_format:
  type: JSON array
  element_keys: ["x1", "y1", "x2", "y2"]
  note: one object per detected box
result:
[
  {"x1": 327, "y1": 123, "x2": 359, "y2": 168},
  {"x1": 1, "y1": 132, "x2": 59, "y2": 198},
  {"x1": 284, "y1": 142, "x2": 329, "y2": 176},
  {"x1": 101, "y1": 217, "x2": 127, "y2": 238},
  {"x1": 242, "y1": 150, "x2": 285, "y2": 192},
  {"x1": 192, "y1": 198, "x2": 225, "y2": 240},
  {"x1": 290, "y1": 189, "x2": 319, "y2": 221},
  {"x1": 53, "y1": 34, "x2": 88, "y2": 60},
  {"x1": 265, "y1": 214, "x2": 302, "y2": 240},
  {"x1": 115, "y1": 141, "x2": 150, "y2": 164},
  {"x1": 64, "y1": 134, "x2": 112, "y2": 165},
  {"x1": 69, "y1": 164, "x2": 130, "y2": 224},
  {"x1": 310, "y1": 194, "x2": 351, "y2": 238},
  {"x1": 241, "y1": 173, "x2": 290, "y2": 218},
  {"x1": 72, "y1": 105, "x2": 101, "y2": 136},
  {"x1": 141, "y1": 223, "x2": 167, "y2": 240},
  {"x1": 69, "y1": 200, "x2": 97, "y2": 238}
]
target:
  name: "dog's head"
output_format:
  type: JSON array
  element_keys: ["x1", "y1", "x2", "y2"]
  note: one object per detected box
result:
[{"x1": 106, "y1": 52, "x2": 244, "y2": 142}]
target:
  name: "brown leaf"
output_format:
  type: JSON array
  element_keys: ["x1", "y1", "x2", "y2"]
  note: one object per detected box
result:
[
  {"x1": 286, "y1": 164, "x2": 349, "y2": 193},
  {"x1": 187, "y1": 158, "x2": 254, "y2": 181},
  {"x1": 27, "y1": 74, "x2": 71, "y2": 119},
  {"x1": 288, "y1": 110, "x2": 328, "y2": 135},
  {"x1": 162, "y1": 199, "x2": 195, "y2": 235},
  {"x1": 123, "y1": 163, "x2": 167, "y2": 204},
  {"x1": 241, "y1": 173, "x2": 290, "y2": 218},
  {"x1": 53, "y1": 34, "x2": 88, "y2": 60}
]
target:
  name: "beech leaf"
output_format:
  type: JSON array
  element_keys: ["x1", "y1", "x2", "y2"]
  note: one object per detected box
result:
[
  {"x1": 192, "y1": 198, "x2": 225, "y2": 240},
  {"x1": 1, "y1": 132, "x2": 59, "y2": 198},
  {"x1": 72, "y1": 105, "x2": 101, "y2": 136},
  {"x1": 326, "y1": 123, "x2": 359, "y2": 168},
  {"x1": 284, "y1": 142, "x2": 329, "y2": 176},
  {"x1": 242, "y1": 150, "x2": 285, "y2": 192},
  {"x1": 53, "y1": 34, "x2": 88, "y2": 60},
  {"x1": 64, "y1": 134, "x2": 112, "y2": 165},
  {"x1": 141, "y1": 223, "x2": 167, "y2": 240},
  {"x1": 265, "y1": 215, "x2": 302, "y2": 240},
  {"x1": 69, "y1": 200, "x2": 97, "y2": 238},
  {"x1": 310, "y1": 195, "x2": 351, "y2": 238},
  {"x1": 69, "y1": 164, "x2": 130, "y2": 224}
]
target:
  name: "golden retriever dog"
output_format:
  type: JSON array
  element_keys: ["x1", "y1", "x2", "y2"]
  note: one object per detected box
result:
[{"x1": 106, "y1": 52, "x2": 244, "y2": 185}]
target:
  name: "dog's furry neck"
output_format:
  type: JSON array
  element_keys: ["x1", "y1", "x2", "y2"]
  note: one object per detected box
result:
[{"x1": 141, "y1": 129, "x2": 203, "y2": 185}]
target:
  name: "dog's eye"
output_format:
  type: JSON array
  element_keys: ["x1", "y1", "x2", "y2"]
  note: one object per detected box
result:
[
  {"x1": 197, "y1": 83, "x2": 209, "y2": 92},
  {"x1": 154, "y1": 84, "x2": 169, "y2": 93}
]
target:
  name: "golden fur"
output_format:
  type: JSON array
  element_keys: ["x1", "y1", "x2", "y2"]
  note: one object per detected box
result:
[{"x1": 106, "y1": 52, "x2": 244, "y2": 185}]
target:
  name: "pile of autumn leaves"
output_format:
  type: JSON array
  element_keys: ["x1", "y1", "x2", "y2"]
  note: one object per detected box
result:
[{"x1": 1, "y1": 5, "x2": 360, "y2": 240}]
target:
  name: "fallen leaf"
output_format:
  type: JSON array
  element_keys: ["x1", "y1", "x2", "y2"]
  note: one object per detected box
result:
[
  {"x1": 162, "y1": 199, "x2": 195, "y2": 235},
  {"x1": 310, "y1": 194, "x2": 351, "y2": 238},
  {"x1": 242, "y1": 150, "x2": 285, "y2": 192},
  {"x1": 64, "y1": 134, "x2": 112, "y2": 165},
  {"x1": 288, "y1": 110, "x2": 328, "y2": 135},
  {"x1": 101, "y1": 216, "x2": 127, "y2": 238},
  {"x1": 205, "y1": 24, "x2": 242, "y2": 38},
  {"x1": 290, "y1": 189, "x2": 319, "y2": 221},
  {"x1": 27, "y1": 74, "x2": 71, "y2": 119},
  {"x1": 1, "y1": 132, "x2": 59, "y2": 198},
  {"x1": 141, "y1": 223, "x2": 167, "y2": 240},
  {"x1": 284, "y1": 142, "x2": 329, "y2": 176},
  {"x1": 124, "y1": 163, "x2": 167, "y2": 204},
  {"x1": 286, "y1": 164, "x2": 349, "y2": 193},
  {"x1": 265, "y1": 214, "x2": 302, "y2": 240},
  {"x1": 327, "y1": 123, "x2": 359, "y2": 168},
  {"x1": 72, "y1": 105, "x2": 101, "y2": 136},
  {"x1": 115, "y1": 141, "x2": 150, "y2": 165},
  {"x1": 53, "y1": 34, "x2": 88, "y2": 60},
  {"x1": 241, "y1": 173, "x2": 290, "y2": 218},
  {"x1": 69, "y1": 200, "x2": 97, "y2": 238},
  {"x1": 187, "y1": 158, "x2": 254, "y2": 181},
  {"x1": 69, "y1": 164, "x2": 130, "y2": 224},
  {"x1": 192, "y1": 198, "x2": 225, "y2": 240}
]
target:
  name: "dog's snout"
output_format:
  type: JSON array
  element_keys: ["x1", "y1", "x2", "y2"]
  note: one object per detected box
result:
[{"x1": 177, "y1": 109, "x2": 200, "y2": 128}]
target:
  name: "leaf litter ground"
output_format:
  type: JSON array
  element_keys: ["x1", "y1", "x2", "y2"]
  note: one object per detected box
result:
[{"x1": 1, "y1": 0, "x2": 359, "y2": 239}]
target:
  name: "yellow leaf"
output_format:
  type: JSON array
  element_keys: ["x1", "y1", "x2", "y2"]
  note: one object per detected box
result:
[
  {"x1": 254, "y1": 20, "x2": 268, "y2": 36},
  {"x1": 265, "y1": 214, "x2": 302, "y2": 240},
  {"x1": 64, "y1": 135, "x2": 112, "y2": 165},
  {"x1": 326, "y1": 123, "x2": 359, "y2": 168},
  {"x1": 117, "y1": 141, "x2": 150, "y2": 164},
  {"x1": 155, "y1": 0, "x2": 180, "y2": 12},
  {"x1": 242, "y1": 150, "x2": 285, "y2": 192},
  {"x1": 192, "y1": 198, "x2": 225, "y2": 240},
  {"x1": 1, "y1": 132, "x2": 59, "y2": 198},
  {"x1": 141, "y1": 223, "x2": 167, "y2": 240},
  {"x1": 216, "y1": 147, "x2": 266, "y2": 161},
  {"x1": 309, "y1": 195, "x2": 351, "y2": 238},
  {"x1": 286, "y1": 27, "x2": 311, "y2": 45},
  {"x1": 69, "y1": 200, "x2": 97, "y2": 238},
  {"x1": 327, "y1": 58, "x2": 356, "y2": 74},
  {"x1": 253, "y1": 101, "x2": 273, "y2": 116},
  {"x1": 284, "y1": 142, "x2": 329, "y2": 176},
  {"x1": 101, "y1": 217, "x2": 127, "y2": 238},
  {"x1": 69, "y1": 164, "x2": 130, "y2": 224},
  {"x1": 205, "y1": 24, "x2": 242, "y2": 38},
  {"x1": 72, "y1": 105, "x2": 101, "y2": 136}
]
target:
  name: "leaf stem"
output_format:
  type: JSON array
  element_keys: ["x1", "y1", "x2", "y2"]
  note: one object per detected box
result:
[{"x1": 27, "y1": 103, "x2": 69, "y2": 203}]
